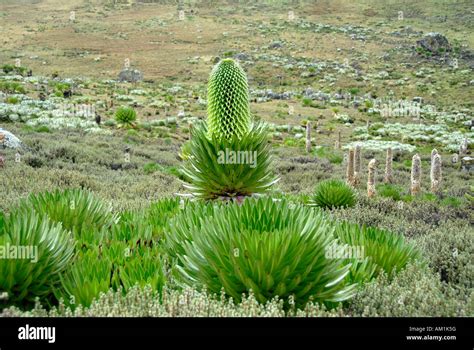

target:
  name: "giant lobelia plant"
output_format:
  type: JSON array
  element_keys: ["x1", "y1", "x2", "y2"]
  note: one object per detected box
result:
[
  {"x1": 0, "y1": 208, "x2": 74, "y2": 306},
  {"x1": 164, "y1": 198, "x2": 357, "y2": 308},
  {"x1": 181, "y1": 58, "x2": 278, "y2": 200}
]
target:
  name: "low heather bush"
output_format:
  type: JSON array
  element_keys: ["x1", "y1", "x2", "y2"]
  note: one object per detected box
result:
[{"x1": 415, "y1": 222, "x2": 473, "y2": 289}]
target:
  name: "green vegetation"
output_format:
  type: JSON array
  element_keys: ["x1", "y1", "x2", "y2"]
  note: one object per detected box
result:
[
  {"x1": 0, "y1": 0, "x2": 472, "y2": 319},
  {"x1": 18, "y1": 189, "x2": 118, "y2": 241},
  {"x1": 310, "y1": 179, "x2": 357, "y2": 209},
  {"x1": 335, "y1": 222, "x2": 420, "y2": 277},
  {"x1": 181, "y1": 59, "x2": 278, "y2": 200},
  {"x1": 0, "y1": 208, "x2": 74, "y2": 306},
  {"x1": 2, "y1": 64, "x2": 27, "y2": 76},
  {"x1": 115, "y1": 106, "x2": 137, "y2": 126},
  {"x1": 0, "y1": 81, "x2": 26, "y2": 94},
  {"x1": 207, "y1": 59, "x2": 251, "y2": 140},
  {"x1": 377, "y1": 184, "x2": 404, "y2": 201},
  {"x1": 165, "y1": 198, "x2": 357, "y2": 308},
  {"x1": 56, "y1": 249, "x2": 114, "y2": 308},
  {"x1": 181, "y1": 122, "x2": 277, "y2": 200}
]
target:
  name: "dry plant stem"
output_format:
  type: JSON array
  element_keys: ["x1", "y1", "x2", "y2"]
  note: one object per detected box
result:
[
  {"x1": 431, "y1": 153, "x2": 442, "y2": 193},
  {"x1": 411, "y1": 154, "x2": 422, "y2": 196},
  {"x1": 384, "y1": 148, "x2": 393, "y2": 184},
  {"x1": 459, "y1": 139, "x2": 468, "y2": 155},
  {"x1": 353, "y1": 145, "x2": 361, "y2": 186},
  {"x1": 346, "y1": 148, "x2": 354, "y2": 186},
  {"x1": 335, "y1": 130, "x2": 341, "y2": 149},
  {"x1": 305, "y1": 122, "x2": 311, "y2": 153},
  {"x1": 431, "y1": 148, "x2": 438, "y2": 163},
  {"x1": 367, "y1": 158, "x2": 377, "y2": 198}
]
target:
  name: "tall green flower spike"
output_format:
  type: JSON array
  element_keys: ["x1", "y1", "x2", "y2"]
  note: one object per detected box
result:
[
  {"x1": 207, "y1": 58, "x2": 251, "y2": 139},
  {"x1": 180, "y1": 58, "x2": 278, "y2": 200}
]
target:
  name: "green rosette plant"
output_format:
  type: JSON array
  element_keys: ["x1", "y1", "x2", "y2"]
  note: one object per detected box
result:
[
  {"x1": 334, "y1": 222, "x2": 421, "y2": 277},
  {"x1": 19, "y1": 189, "x2": 119, "y2": 243},
  {"x1": 0, "y1": 209, "x2": 74, "y2": 306},
  {"x1": 165, "y1": 198, "x2": 357, "y2": 308},
  {"x1": 115, "y1": 106, "x2": 137, "y2": 126},
  {"x1": 309, "y1": 179, "x2": 357, "y2": 209}
]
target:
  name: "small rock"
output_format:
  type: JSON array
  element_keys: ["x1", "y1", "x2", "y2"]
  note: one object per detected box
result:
[
  {"x1": 233, "y1": 52, "x2": 250, "y2": 61},
  {"x1": 416, "y1": 32, "x2": 451, "y2": 55},
  {"x1": 110, "y1": 163, "x2": 122, "y2": 171},
  {"x1": 461, "y1": 156, "x2": 474, "y2": 172},
  {"x1": 303, "y1": 87, "x2": 314, "y2": 97},
  {"x1": 269, "y1": 41, "x2": 283, "y2": 49},
  {"x1": 0, "y1": 128, "x2": 23, "y2": 149},
  {"x1": 118, "y1": 68, "x2": 143, "y2": 83}
]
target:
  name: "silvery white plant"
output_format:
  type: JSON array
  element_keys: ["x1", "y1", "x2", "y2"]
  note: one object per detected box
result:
[
  {"x1": 130, "y1": 89, "x2": 147, "y2": 95},
  {"x1": 344, "y1": 140, "x2": 416, "y2": 153},
  {"x1": 366, "y1": 123, "x2": 473, "y2": 153}
]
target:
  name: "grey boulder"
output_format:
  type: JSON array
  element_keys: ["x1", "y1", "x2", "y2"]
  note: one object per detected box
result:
[
  {"x1": 416, "y1": 32, "x2": 451, "y2": 55},
  {"x1": 0, "y1": 128, "x2": 23, "y2": 149},
  {"x1": 118, "y1": 68, "x2": 144, "y2": 83}
]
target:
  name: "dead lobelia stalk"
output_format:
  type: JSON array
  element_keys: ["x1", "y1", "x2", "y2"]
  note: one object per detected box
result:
[
  {"x1": 410, "y1": 154, "x2": 422, "y2": 196},
  {"x1": 353, "y1": 145, "x2": 362, "y2": 186},
  {"x1": 367, "y1": 158, "x2": 377, "y2": 198},
  {"x1": 459, "y1": 138, "x2": 468, "y2": 156},
  {"x1": 305, "y1": 122, "x2": 311, "y2": 153},
  {"x1": 431, "y1": 148, "x2": 438, "y2": 163},
  {"x1": 346, "y1": 148, "x2": 355, "y2": 186},
  {"x1": 384, "y1": 148, "x2": 393, "y2": 183},
  {"x1": 430, "y1": 153, "x2": 442, "y2": 193},
  {"x1": 335, "y1": 130, "x2": 341, "y2": 149}
]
